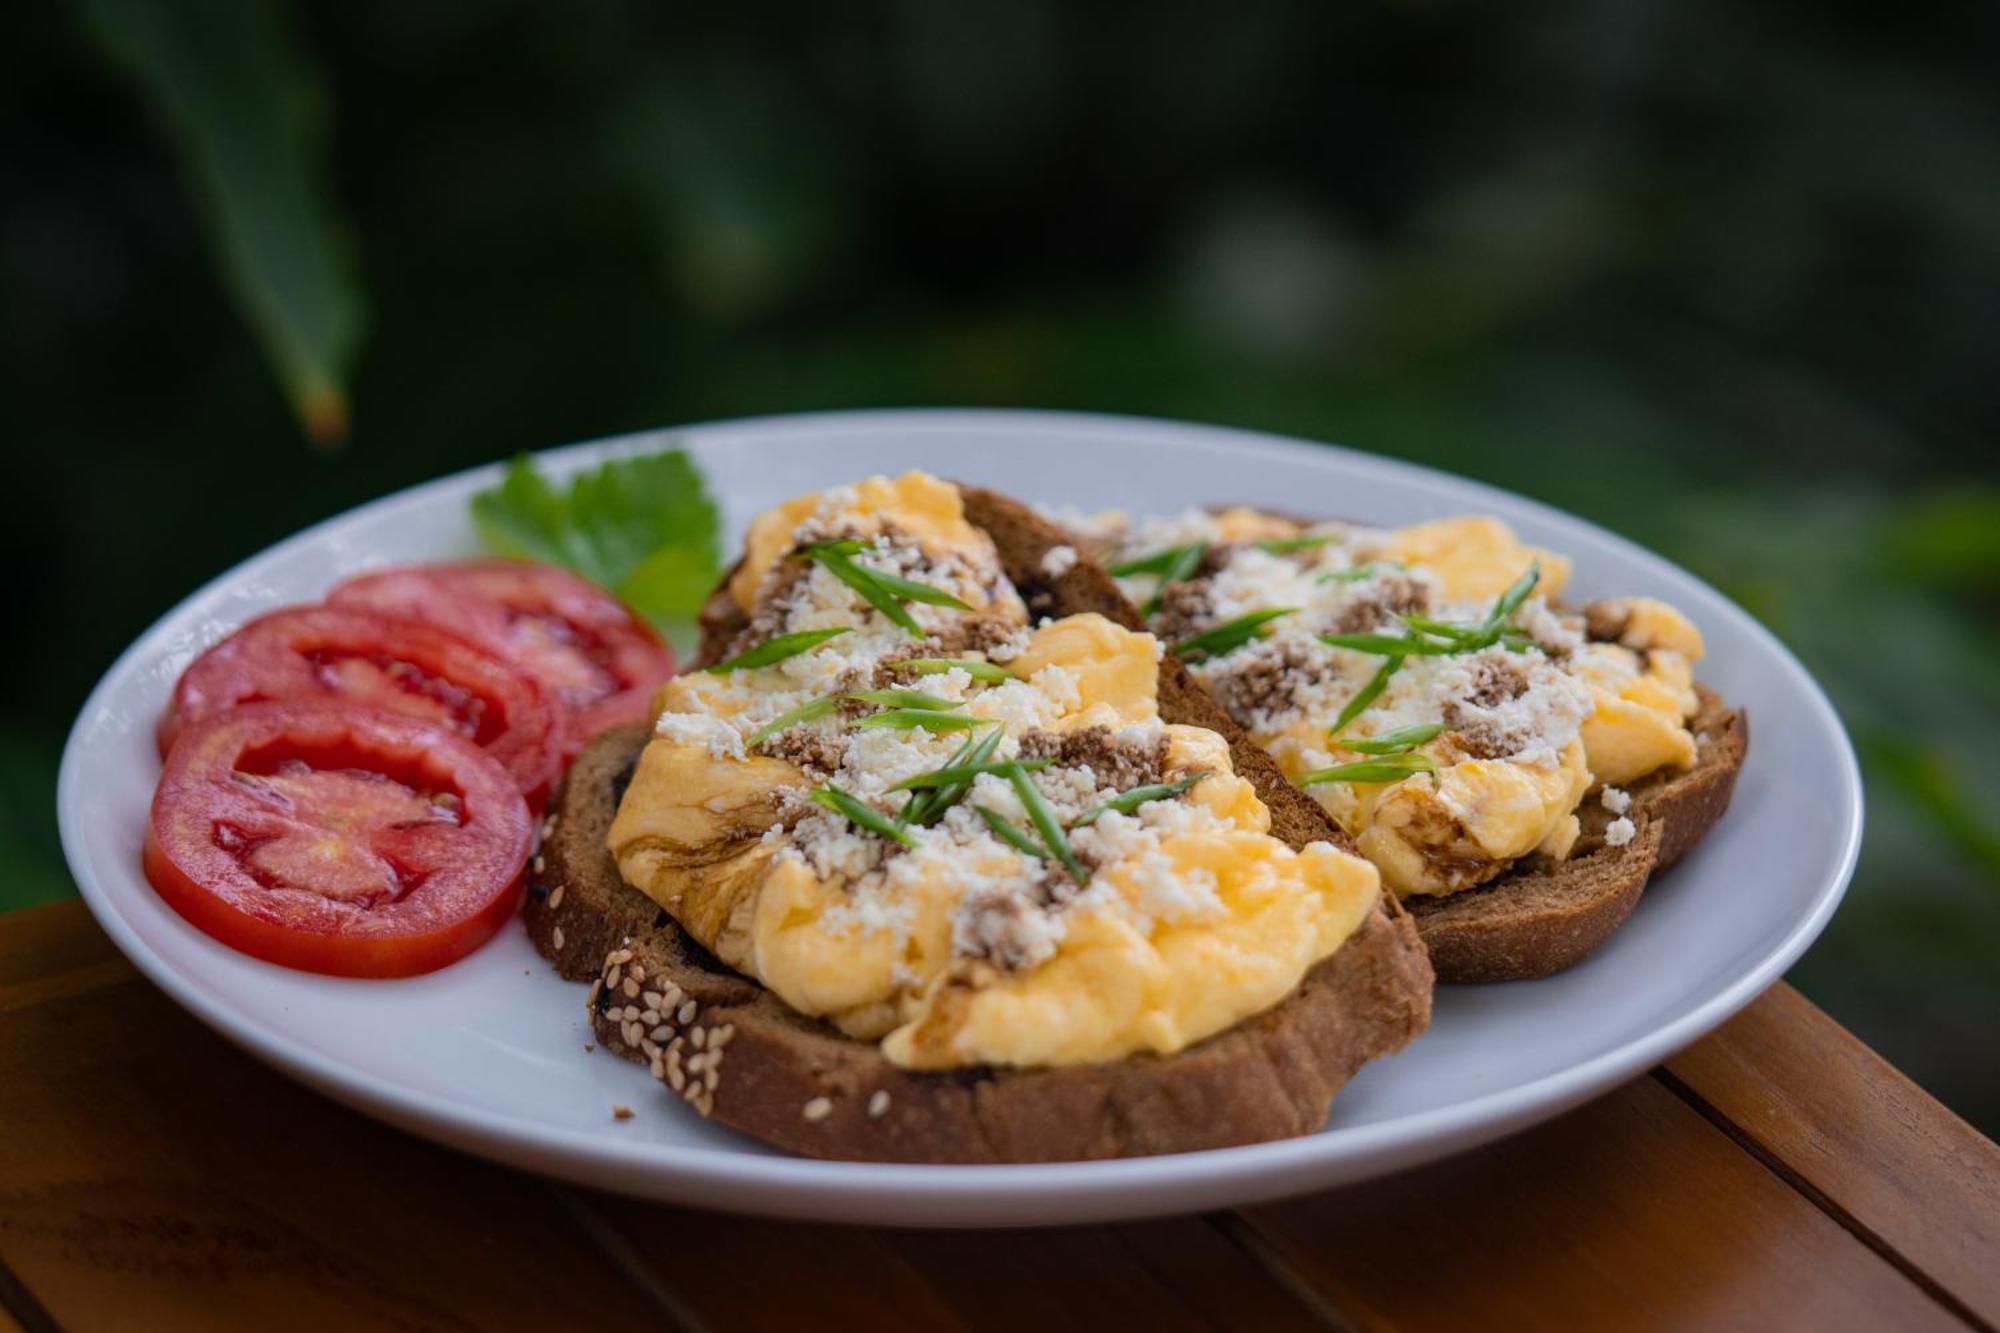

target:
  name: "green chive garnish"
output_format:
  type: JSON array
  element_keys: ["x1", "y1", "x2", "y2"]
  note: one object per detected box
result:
[
  {"x1": 1071, "y1": 771, "x2": 1209, "y2": 827},
  {"x1": 865, "y1": 568, "x2": 976, "y2": 611},
  {"x1": 904, "y1": 728, "x2": 1006, "y2": 827},
  {"x1": 846, "y1": 688, "x2": 963, "y2": 711},
  {"x1": 849, "y1": 709, "x2": 994, "y2": 733},
  {"x1": 1172, "y1": 608, "x2": 1297, "y2": 661},
  {"x1": 1319, "y1": 631, "x2": 1456, "y2": 657},
  {"x1": 705, "y1": 627, "x2": 852, "y2": 673},
  {"x1": 1256, "y1": 535, "x2": 1331, "y2": 554},
  {"x1": 1109, "y1": 542, "x2": 1210, "y2": 616},
  {"x1": 1298, "y1": 753, "x2": 1438, "y2": 786},
  {"x1": 802, "y1": 540, "x2": 971, "y2": 636},
  {"x1": 1108, "y1": 541, "x2": 1205, "y2": 578},
  {"x1": 1005, "y1": 763, "x2": 1088, "y2": 884},
  {"x1": 894, "y1": 658, "x2": 1013, "y2": 683},
  {"x1": 973, "y1": 805, "x2": 1048, "y2": 859},
  {"x1": 1486, "y1": 561, "x2": 1541, "y2": 629},
  {"x1": 1398, "y1": 613, "x2": 1480, "y2": 644},
  {"x1": 1332, "y1": 656, "x2": 1403, "y2": 734},
  {"x1": 808, "y1": 545, "x2": 918, "y2": 633},
  {"x1": 888, "y1": 757, "x2": 1051, "y2": 791},
  {"x1": 1342, "y1": 723, "x2": 1447, "y2": 755},
  {"x1": 810, "y1": 785, "x2": 915, "y2": 847},
  {"x1": 747, "y1": 694, "x2": 841, "y2": 747}
]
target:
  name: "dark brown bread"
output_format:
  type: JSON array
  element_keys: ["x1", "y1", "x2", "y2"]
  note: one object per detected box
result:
[
  {"x1": 521, "y1": 721, "x2": 662, "y2": 982},
  {"x1": 1063, "y1": 505, "x2": 1749, "y2": 983},
  {"x1": 524, "y1": 484, "x2": 1433, "y2": 1162}
]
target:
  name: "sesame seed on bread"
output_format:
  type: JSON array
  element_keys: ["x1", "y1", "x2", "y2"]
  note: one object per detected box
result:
[{"x1": 521, "y1": 485, "x2": 1434, "y2": 1162}]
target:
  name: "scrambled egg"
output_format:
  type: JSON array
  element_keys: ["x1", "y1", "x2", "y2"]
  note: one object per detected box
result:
[
  {"x1": 609, "y1": 476, "x2": 1380, "y2": 1071},
  {"x1": 1264, "y1": 717, "x2": 1592, "y2": 899},
  {"x1": 1371, "y1": 516, "x2": 1570, "y2": 602},
  {"x1": 1570, "y1": 596, "x2": 1704, "y2": 786}
]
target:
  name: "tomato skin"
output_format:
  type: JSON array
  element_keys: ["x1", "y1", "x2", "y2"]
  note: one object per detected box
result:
[
  {"x1": 145, "y1": 702, "x2": 532, "y2": 977},
  {"x1": 328, "y1": 559, "x2": 674, "y2": 754},
  {"x1": 164, "y1": 605, "x2": 562, "y2": 809}
]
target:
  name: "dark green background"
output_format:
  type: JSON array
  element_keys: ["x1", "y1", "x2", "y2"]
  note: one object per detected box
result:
[{"x1": 6, "y1": 3, "x2": 1995, "y2": 1130}]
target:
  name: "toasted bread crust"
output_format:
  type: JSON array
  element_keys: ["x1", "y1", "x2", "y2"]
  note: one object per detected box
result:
[{"x1": 524, "y1": 485, "x2": 1433, "y2": 1162}]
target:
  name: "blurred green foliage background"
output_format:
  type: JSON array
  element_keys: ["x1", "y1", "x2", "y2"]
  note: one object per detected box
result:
[{"x1": 5, "y1": 2, "x2": 1995, "y2": 1129}]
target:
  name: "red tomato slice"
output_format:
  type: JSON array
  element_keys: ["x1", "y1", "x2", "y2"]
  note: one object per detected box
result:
[
  {"x1": 329, "y1": 560, "x2": 674, "y2": 754},
  {"x1": 163, "y1": 605, "x2": 562, "y2": 808},
  {"x1": 144, "y1": 702, "x2": 533, "y2": 977}
]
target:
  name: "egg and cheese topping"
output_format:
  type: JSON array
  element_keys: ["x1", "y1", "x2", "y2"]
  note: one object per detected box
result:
[
  {"x1": 1063, "y1": 506, "x2": 1705, "y2": 899},
  {"x1": 607, "y1": 474, "x2": 1381, "y2": 1071}
]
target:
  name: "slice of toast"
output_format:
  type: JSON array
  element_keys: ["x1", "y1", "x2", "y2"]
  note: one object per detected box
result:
[
  {"x1": 523, "y1": 486, "x2": 1433, "y2": 1162},
  {"x1": 1062, "y1": 505, "x2": 1749, "y2": 983}
]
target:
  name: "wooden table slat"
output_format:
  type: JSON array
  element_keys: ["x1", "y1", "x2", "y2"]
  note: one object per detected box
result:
[
  {"x1": 3, "y1": 900, "x2": 1993, "y2": 1333},
  {"x1": 1663, "y1": 984, "x2": 2000, "y2": 1330},
  {"x1": 1238, "y1": 1073, "x2": 1969, "y2": 1333},
  {"x1": 0, "y1": 969, "x2": 674, "y2": 1330},
  {"x1": 579, "y1": 1195, "x2": 1333, "y2": 1333}
]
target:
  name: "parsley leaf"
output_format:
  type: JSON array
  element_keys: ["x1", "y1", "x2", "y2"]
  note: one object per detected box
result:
[{"x1": 470, "y1": 448, "x2": 720, "y2": 649}]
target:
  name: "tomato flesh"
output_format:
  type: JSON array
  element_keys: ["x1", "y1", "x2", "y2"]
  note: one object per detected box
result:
[
  {"x1": 328, "y1": 559, "x2": 673, "y2": 753},
  {"x1": 164, "y1": 605, "x2": 562, "y2": 808},
  {"x1": 145, "y1": 702, "x2": 532, "y2": 977}
]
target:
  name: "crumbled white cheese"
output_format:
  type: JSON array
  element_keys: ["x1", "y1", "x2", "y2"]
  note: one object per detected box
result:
[
  {"x1": 1600, "y1": 785, "x2": 1631, "y2": 815},
  {"x1": 1124, "y1": 850, "x2": 1223, "y2": 925},
  {"x1": 1040, "y1": 544, "x2": 1079, "y2": 578},
  {"x1": 1604, "y1": 816, "x2": 1637, "y2": 847},
  {"x1": 654, "y1": 711, "x2": 745, "y2": 760},
  {"x1": 1028, "y1": 663, "x2": 1082, "y2": 713}
]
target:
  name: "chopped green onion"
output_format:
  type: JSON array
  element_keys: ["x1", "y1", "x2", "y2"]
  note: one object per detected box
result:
[
  {"x1": 807, "y1": 545, "x2": 919, "y2": 634},
  {"x1": 1109, "y1": 542, "x2": 1209, "y2": 616},
  {"x1": 1398, "y1": 613, "x2": 1481, "y2": 644},
  {"x1": 973, "y1": 805, "x2": 1048, "y2": 859},
  {"x1": 1109, "y1": 541, "x2": 1205, "y2": 578},
  {"x1": 1144, "y1": 542, "x2": 1209, "y2": 615},
  {"x1": 1256, "y1": 535, "x2": 1331, "y2": 554},
  {"x1": 898, "y1": 728, "x2": 984, "y2": 826},
  {"x1": 1006, "y1": 763, "x2": 1088, "y2": 884},
  {"x1": 810, "y1": 786, "x2": 915, "y2": 847},
  {"x1": 803, "y1": 540, "x2": 968, "y2": 635},
  {"x1": 865, "y1": 568, "x2": 974, "y2": 611},
  {"x1": 846, "y1": 688, "x2": 963, "y2": 711},
  {"x1": 705, "y1": 627, "x2": 851, "y2": 673},
  {"x1": 849, "y1": 709, "x2": 994, "y2": 733},
  {"x1": 1298, "y1": 753, "x2": 1438, "y2": 786},
  {"x1": 905, "y1": 727, "x2": 1006, "y2": 827},
  {"x1": 888, "y1": 757, "x2": 1051, "y2": 791},
  {"x1": 1341, "y1": 723, "x2": 1447, "y2": 755},
  {"x1": 895, "y1": 657, "x2": 1013, "y2": 684},
  {"x1": 747, "y1": 695, "x2": 841, "y2": 747},
  {"x1": 1332, "y1": 657, "x2": 1402, "y2": 734},
  {"x1": 1485, "y1": 560, "x2": 1541, "y2": 630},
  {"x1": 1319, "y1": 631, "x2": 1456, "y2": 657},
  {"x1": 1318, "y1": 562, "x2": 1388, "y2": 585},
  {"x1": 1071, "y1": 771, "x2": 1209, "y2": 827},
  {"x1": 1172, "y1": 607, "x2": 1297, "y2": 661}
]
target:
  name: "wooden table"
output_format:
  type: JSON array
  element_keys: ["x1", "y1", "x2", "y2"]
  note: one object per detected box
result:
[{"x1": 1, "y1": 901, "x2": 1993, "y2": 1332}]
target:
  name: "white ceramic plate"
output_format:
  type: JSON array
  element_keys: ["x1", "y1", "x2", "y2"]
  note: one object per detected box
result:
[{"x1": 58, "y1": 410, "x2": 1860, "y2": 1227}]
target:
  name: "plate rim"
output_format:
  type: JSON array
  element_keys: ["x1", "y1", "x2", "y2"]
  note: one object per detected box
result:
[{"x1": 55, "y1": 407, "x2": 1863, "y2": 1222}]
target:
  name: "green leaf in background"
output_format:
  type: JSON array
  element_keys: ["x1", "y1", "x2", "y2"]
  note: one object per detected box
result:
[
  {"x1": 471, "y1": 448, "x2": 721, "y2": 650},
  {"x1": 81, "y1": 0, "x2": 364, "y2": 446}
]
